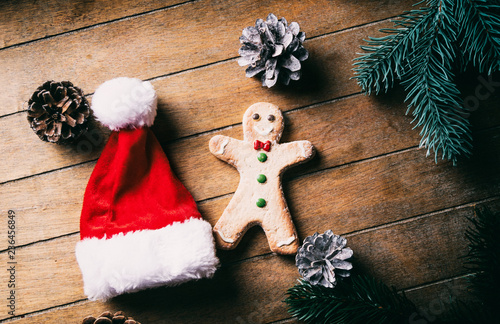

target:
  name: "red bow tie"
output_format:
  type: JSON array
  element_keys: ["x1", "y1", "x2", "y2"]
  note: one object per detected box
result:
[{"x1": 254, "y1": 140, "x2": 271, "y2": 152}]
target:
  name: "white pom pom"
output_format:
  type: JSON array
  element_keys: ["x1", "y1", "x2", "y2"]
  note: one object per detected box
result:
[{"x1": 91, "y1": 77, "x2": 157, "y2": 130}]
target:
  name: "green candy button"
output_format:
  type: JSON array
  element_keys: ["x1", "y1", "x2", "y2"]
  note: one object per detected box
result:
[
  {"x1": 257, "y1": 174, "x2": 267, "y2": 183},
  {"x1": 256, "y1": 198, "x2": 266, "y2": 208},
  {"x1": 258, "y1": 153, "x2": 267, "y2": 162}
]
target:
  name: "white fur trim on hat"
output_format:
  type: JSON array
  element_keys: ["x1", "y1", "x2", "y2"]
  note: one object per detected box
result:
[
  {"x1": 91, "y1": 77, "x2": 158, "y2": 130},
  {"x1": 75, "y1": 217, "x2": 219, "y2": 301}
]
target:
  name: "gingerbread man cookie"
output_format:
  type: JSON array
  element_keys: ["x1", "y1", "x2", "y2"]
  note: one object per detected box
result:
[{"x1": 209, "y1": 102, "x2": 315, "y2": 254}]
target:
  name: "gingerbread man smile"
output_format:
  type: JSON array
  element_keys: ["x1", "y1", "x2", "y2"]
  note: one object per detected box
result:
[
  {"x1": 253, "y1": 125, "x2": 274, "y2": 136},
  {"x1": 209, "y1": 102, "x2": 315, "y2": 254}
]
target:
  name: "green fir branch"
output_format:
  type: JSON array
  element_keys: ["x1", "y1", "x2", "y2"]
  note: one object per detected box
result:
[
  {"x1": 285, "y1": 276, "x2": 417, "y2": 324},
  {"x1": 352, "y1": 1, "x2": 433, "y2": 95},
  {"x1": 351, "y1": 0, "x2": 500, "y2": 164},
  {"x1": 284, "y1": 206, "x2": 500, "y2": 323},
  {"x1": 458, "y1": 0, "x2": 500, "y2": 74},
  {"x1": 463, "y1": 207, "x2": 500, "y2": 310},
  {"x1": 400, "y1": 0, "x2": 472, "y2": 163},
  {"x1": 445, "y1": 206, "x2": 500, "y2": 323}
]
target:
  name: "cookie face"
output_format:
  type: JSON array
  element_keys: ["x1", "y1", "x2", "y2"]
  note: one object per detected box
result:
[{"x1": 243, "y1": 102, "x2": 284, "y2": 143}]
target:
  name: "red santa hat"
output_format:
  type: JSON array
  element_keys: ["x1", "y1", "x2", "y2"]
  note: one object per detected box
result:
[{"x1": 75, "y1": 77, "x2": 219, "y2": 301}]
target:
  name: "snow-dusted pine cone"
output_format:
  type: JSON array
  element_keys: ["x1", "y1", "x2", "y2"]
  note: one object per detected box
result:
[
  {"x1": 296, "y1": 230, "x2": 353, "y2": 288},
  {"x1": 238, "y1": 13, "x2": 309, "y2": 88},
  {"x1": 82, "y1": 311, "x2": 140, "y2": 324},
  {"x1": 27, "y1": 80, "x2": 90, "y2": 144}
]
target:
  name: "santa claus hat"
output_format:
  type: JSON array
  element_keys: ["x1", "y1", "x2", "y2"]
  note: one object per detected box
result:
[{"x1": 75, "y1": 77, "x2": 219, "y2": 301}]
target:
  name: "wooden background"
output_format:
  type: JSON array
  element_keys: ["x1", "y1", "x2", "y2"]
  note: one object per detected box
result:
[{"x1": 1, "y1": 0, "x2": 500, "y2": 323}]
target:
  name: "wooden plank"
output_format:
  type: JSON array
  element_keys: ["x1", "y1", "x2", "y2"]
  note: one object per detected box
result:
[
  {"x1": 4, "y1": 1, "x2": 498, "y2": 323},
  {"x1": 3, "y1": 198, "x2": 497, "y2": 321},
  {"x1": 2, "y1": 97, "x2": 500, "y2": 251},
  {"x1": 0, "y1": 21, "x2": 393, "y2": 184},
  {"x1": 269, "y1": 317, "x2": 303, "y2": 324},
  {"x1": 3, "y1": 30, "x2": 500, "y2": 185},
  {"x1": 0, "y1": 117, "x2": 108, "y2": 184},
  {"x1": 404, "y1": 275, "x2": 479, "y2": 322},
  {"x1": 0, "y1": 163, "x2": 93, "y2": 250},
  {"x1": 0, "y1": 0, "x2": 185, "y2": 49},
  {"x1": 0, "y1": 93, "x2": 419, "y2": 249},
  {"x1": 348, "y1": 206, "x2": 473, "y2": 289},
  {"x1": 4, "y1": 23, "x2": 498, "y2": 185},
  {"x1": 167, "y1": 92, "x2": 418, "y2": 201},
  {"x1": 150, "y1": 22, "x2": 387, "y2": 141},
  {"x1": 269, "y1": 318, "x2": 299, "y2": 324},
  {"x1": 0, "y1": 0, "x2": 416, "y2": 117},
  {"x1": 0, "y1": 235, "x2": 85, "y2": 320},
  {"x1": 0, "y1": 242, "x2": 297, "y2": 322},
  {"x1": 204, "y1": 127, "x2": 500, "y2": 262},
  {"x1": 289, "y1": 128, "x2": 500, "y2": 237}
]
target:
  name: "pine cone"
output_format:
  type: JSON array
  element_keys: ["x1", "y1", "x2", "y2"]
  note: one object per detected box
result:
[
  {"x1": 82, "y1": 311, "x2": 141, "y2": 324},
  {"x1": 27, "y1": 80, "x2": 90, "y2": 144},
  {"x1": 295, "y1": 230, "x2": 353, "y2": 288},
  {"x1": 238, "y1": 13, "x2": 309, "y2": 88}
]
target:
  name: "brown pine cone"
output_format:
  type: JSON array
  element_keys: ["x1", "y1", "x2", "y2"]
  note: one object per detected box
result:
[
  {"x1": 27, "y1": 80, "x2": 91, "y2": 144},
  {"x1": 81, "y1": 311, "x2": 141, "y2": 324}
]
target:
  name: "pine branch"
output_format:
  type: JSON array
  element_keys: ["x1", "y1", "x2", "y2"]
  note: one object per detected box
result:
[
  {"x1": 444, "y1": 206, "x2": 500, "y2": 323},
  {"x1": 464, "y1": 207, "x2": 500, "y2": 310},
  {"x1": 458, "y1": 0, "x2": 500, "y2": 74},
  {"x1": 352, "y1": 2, "x2": 433, "y2": 95},
  {"x1": 353, "y1": 0, "x2": 479, "y2": 164},
  {"x1": 285, "y1": 276, "x2": 417, "y2": 324},
  {"x1": 401, "y1": 0, "x2": 472, "y2": 163},
  {"x1": 447, "y1": 300, "x2": 498, "y2": 323}
]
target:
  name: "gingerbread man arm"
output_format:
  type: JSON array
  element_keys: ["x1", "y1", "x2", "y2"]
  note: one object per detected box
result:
[
  {"x1": 279, "y1": 140, "x2": 315, "y2": 170},
  {"x1": 209, "y1": 135, "x2": 243, "y2": 167}
]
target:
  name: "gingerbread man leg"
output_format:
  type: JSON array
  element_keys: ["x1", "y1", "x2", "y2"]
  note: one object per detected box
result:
[
  {"x1": 261, "y1": 199, "x2": 300, "y2": 254},
  {"x1": 213, "y1": 193, "x2": 259, "y2": 249}
]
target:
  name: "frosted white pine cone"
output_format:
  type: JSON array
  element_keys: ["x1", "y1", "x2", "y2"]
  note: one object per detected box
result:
[
  {"x1": 238, "y1": 13, "x2": 309, "y2": 88},
  {"x1": 296, "y1": 230, "x2": 353, "y2": 288}
]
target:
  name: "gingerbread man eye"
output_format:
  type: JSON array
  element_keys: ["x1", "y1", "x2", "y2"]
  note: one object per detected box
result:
[
  {"x1": 252, "y1": 113, "x2": 260, "y2": 121},
  {"x1": 267, "y1": 114, "x2": 275, "y2": 122}
]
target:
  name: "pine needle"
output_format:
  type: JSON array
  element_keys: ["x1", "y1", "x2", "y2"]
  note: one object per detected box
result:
[
  {"x1": 458, "y1": 1, "x2": 500, "y2": 74},
  {"x1": 400, "y1": 0, "x2": 472, "y2": 163},
  {"x1": 353, "y1": 1, "x2": 433, "y2": 95},
  {"x1": 352, "y1": 0, "x2": 500, "y2": 164},
  {"x1": 284, "y1": 276, "x2": 417, "y2": 324},
  {"x1": 445, "y1": 206, "x2": 500, "y2": 323},
  {"x1": 464, "y1": 207, "x2": 500, "y2": 310}
]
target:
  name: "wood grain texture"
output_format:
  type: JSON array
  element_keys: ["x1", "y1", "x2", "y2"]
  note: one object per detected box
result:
[
  {"x1": 0, "y1": 163, "x2": 93, "y2": 250},
  {"x1": 2, "y1": 1, "x2": 499, "y2": 322},
  {"x1": 0, "y1": 21, "x2": 394, "y2": 184},
  {"x1": 0, "y1": 0, "x2": 186, "y2": 49},
  {"x1": 289, "y1": 128, "x2": 500, "y2": 238},
  {"x1": 0, "y1": 93, "x2": 419, "y2": 249},
  {"x1": 2, "y1": 97, "x2": 500, "y2": 252},
  {"x1": 404, "y1": 275, "x2": 478, "y2": 322},
  {"x1": 211, "y1": 126, "x2": 500, "y2": 262},
  {"x1": 3, "y1": 199, "x2": 497, "y2": 322},
  {"x1": 0, "y1": 240, "x2": 298, "y2": 321},
  {"x1": 167, "y1": 91, "x2": 420, "y2": 201},
  {"x1": 3, "y1": 22, "x2": 498, "y2": 184},
  {"x1": 0, "y1": 0, "x2": 415, "y2": 117},
  {"x1": 3, "y1": 32, "x2": 499, "y2": 185},
  {"x1": 0, "y1": 116, "x2": 107, "y2": 184},
  {"x1": 0, "y1": 235, "x2": 84, "y2": 320},
  {"x1": 150, "y1": 22, "x2": 392, "y2": 140},
  {"x1": 7, "y1": 278, "x2": 469, "y2": 324}
]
